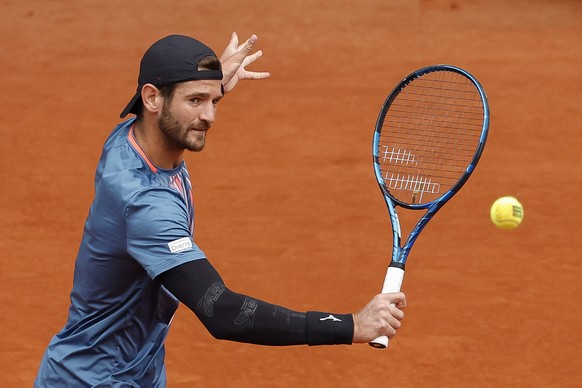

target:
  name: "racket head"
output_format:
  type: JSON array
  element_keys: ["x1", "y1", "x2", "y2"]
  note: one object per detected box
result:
[{"x1": 372, "y1": 65, "x2": 489, "y2": 210}]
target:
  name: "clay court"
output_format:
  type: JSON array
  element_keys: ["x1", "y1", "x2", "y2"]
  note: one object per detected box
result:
[{"x1": 1, "y1": 0, "x2": 581, "y2": 386}]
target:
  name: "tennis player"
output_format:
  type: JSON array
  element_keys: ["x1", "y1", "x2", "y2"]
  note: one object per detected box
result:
[{"x1": 34, "y1": 33, "x2": 406, "y2": 387}]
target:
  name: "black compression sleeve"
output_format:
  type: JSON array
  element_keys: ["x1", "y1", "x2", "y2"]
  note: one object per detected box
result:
[{"x1": 157, "y1": 259, "x2": 353, "y2": 346}]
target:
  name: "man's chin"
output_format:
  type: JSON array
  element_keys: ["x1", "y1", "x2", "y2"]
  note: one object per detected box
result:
[
  {"x1": 185, "y1": 132, "x2": 206, "y2": 152},
  {"x1": 185, "y1": 142, "x2": 205, "y2": 152}
]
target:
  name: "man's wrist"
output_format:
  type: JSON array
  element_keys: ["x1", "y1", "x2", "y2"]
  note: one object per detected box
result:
[{"x1": 306, "y1": 311, "x2": 354, "y2": 346}]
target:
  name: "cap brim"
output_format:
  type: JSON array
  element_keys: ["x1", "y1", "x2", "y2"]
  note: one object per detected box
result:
[{"x1": 120, "y1": 91, "x2": 141, "y2": 118}]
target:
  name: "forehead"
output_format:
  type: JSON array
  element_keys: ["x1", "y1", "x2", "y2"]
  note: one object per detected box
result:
[{"x1": 173, "y1": 79, "x2": 223, "y2": 98}]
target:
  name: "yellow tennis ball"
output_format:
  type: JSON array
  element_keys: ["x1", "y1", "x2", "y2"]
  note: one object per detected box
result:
[{"x1": 490, "y1": 196, "x2": 524, "y2": 230}]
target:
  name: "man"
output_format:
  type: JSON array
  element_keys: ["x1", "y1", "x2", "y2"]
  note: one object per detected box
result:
[{"x1": 35, "y1": 33, "x2": 406, "y2": 387}]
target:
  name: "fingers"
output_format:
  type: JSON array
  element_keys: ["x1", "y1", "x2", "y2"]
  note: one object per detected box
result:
[
  {"x1": 230, "y1": 35, "x2": 258, "y2": 64},
  {"x1": 219, "y1": 32, "x2": 239, "y2": 62},
  {"x1": 241, "y1": 70, "x2": 271, "y2": 81},
  {"x1": 384, "y1": 305, "x2": 404, "y2": 338},
  {"x1": 243, "y1": 34, "x2": 258, "y2": 53},
  {"x1": 239, "y1": 51, "x2": 270, "y2": 80},
  {"x1": 241, "y1": 50, "x2": 262, "y2": 67},
  {"x1": 220, "y1": 33, "x2": 269, "y2": 93},
  {"x1": 222, "y1": 34, "x2": 258, "y2": 63},
  {"x1": 352, "y1": 292, "x2": 406, "y2": 343},
  {"x1": 220, "y1": 34, "x2": 259, "y2": 76},
  {"x1": 379, "y1": 296, "x2": 405, "y2": 338},
  {"x1": 228, "y1": 32, "x2": 239, "y2": 49},
  {"x1": 385, "y1": 292, "x2": 407, "y2": 310}
]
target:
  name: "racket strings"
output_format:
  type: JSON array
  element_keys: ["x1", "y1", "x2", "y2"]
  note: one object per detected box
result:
[{"x1": 377, "y1": 70, "x2": 484, "y2": 205}]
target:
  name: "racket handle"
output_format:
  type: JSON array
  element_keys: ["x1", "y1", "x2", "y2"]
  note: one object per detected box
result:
[{"x1": 369, "y1": 266, "x2": 405, "y2": 349}]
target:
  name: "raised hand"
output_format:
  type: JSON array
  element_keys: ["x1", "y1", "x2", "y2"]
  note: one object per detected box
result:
[{"x1": 220, "y1": 32, "x2": 270, "y2": 93}]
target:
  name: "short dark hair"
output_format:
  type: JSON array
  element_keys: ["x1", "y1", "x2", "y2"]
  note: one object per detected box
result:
[{"x1": 197, "y1": 55, "x2": 222, "y2": 71}]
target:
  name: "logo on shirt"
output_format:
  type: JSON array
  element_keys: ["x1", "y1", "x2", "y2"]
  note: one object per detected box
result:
[{"x1": 168, "y1": 237, "x2": 193, "y2": 253}]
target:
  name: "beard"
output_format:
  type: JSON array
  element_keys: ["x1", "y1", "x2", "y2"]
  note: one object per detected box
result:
[{"x1": 158, "y1": 103, "x2": 210, "y2": 152}]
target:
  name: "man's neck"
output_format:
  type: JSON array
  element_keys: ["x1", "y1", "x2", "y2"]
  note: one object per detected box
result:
[{"x1": 133, "y1": 120, "x2": 184, "y2": 170}]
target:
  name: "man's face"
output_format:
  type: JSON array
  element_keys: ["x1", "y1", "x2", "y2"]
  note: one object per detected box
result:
[{"x1": 158, "y1": 79, "x2": 223, "y2": 152}]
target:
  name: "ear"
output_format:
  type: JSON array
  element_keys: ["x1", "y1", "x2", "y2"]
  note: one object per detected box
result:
[{"x1": 141, "y1": 84, "x2": 163, "y2": 114}]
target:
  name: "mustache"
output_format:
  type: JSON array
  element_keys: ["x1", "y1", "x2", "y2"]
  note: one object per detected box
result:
[{"x1": 190, "y1": 121, "x2": 211, "y2": 131}]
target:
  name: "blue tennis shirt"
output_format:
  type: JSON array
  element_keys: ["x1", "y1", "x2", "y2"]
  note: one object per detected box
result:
[{"x1": 35, "y1": 118, "x2": 206, "y2": 387}]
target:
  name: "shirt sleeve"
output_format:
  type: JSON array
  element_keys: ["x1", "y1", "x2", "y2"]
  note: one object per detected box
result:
[{"x1": 125, "y1": 187, "x2": 206, "y2": 279}]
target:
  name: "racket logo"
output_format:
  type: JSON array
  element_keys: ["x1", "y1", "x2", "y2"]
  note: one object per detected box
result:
[
  {"x1": 384, "y1": 173, "x2": 441, "y2": 203},
  {"x1": 319, "y1": 314, "x2": 342, "y2": 322},
  {"x1": 384, "y1": 173, "x2": 440, "y2": 194},
  {"x1": 381, "y1": 146, "x2": 417, "y2": 165}
]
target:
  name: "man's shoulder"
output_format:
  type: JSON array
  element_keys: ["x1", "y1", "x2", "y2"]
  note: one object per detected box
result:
[{"x1": 95, "y1": 119, "x2": 160, "y2": 201}]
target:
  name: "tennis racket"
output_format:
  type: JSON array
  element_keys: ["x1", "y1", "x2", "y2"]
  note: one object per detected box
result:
[{"x1": 369, "y1": 65, "x2": 490, "y2": 349}]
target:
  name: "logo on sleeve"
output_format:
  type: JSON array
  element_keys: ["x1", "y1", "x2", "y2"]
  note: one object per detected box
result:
[
  {"x1": 320, "y1": 314, "x2": 342, "y2": 322},
  {"x1": 168, "y1": 237, "x2": 193, "y2": 253}
]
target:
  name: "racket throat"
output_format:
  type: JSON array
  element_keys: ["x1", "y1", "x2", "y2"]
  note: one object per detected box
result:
[
  {"x1": 388, "y1": 261, "x2": 405, "y2": 271},
  {"x1": 390, "y1": 246, "x2": 407, "y2": 269}
]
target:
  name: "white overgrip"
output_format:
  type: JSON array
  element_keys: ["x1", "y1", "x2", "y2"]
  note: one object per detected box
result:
[
  {"x1": 381, "y1": 266, "x2": 404, "y2": 294},
  {"x1": 370, "y1": 266, "x2": 405, "y2": 349}
]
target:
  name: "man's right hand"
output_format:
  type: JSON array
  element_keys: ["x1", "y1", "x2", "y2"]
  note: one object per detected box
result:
[{"x1": 352, "y1": 292, "x2": 406, "y2": 343}]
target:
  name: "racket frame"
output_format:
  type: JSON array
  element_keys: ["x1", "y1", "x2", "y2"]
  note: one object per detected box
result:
[{"x1": 369, "y1": 65, "x2": 489, "y2": 348}]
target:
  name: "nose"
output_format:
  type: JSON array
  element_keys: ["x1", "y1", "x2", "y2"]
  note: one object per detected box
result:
[{"x1": 199, "y1": 101, "x2": 216, "y2": 124}]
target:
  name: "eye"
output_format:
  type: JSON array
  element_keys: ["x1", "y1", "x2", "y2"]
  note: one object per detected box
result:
[{"x1": 190, "y1": 98, "x2": 200, "y2": 104}]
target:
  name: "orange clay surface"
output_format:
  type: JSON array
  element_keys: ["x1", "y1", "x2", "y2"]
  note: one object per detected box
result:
[{"x1": 1, "y1": 0, "x2": 581, "y2": 387}]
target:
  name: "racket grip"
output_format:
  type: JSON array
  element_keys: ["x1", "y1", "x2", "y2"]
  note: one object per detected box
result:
[{"x1": 369, "y1": 266, "x2": 405, "y2": 349}]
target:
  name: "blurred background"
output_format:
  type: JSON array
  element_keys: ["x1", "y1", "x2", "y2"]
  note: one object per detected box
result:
[{"x1": 1, "y1": 0, "x2": 581, "y2": 386}]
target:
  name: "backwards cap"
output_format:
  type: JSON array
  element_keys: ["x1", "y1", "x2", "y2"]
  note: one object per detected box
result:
[{"x1": 120, "y1": 34, "x2": 223, "y2": 118}]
